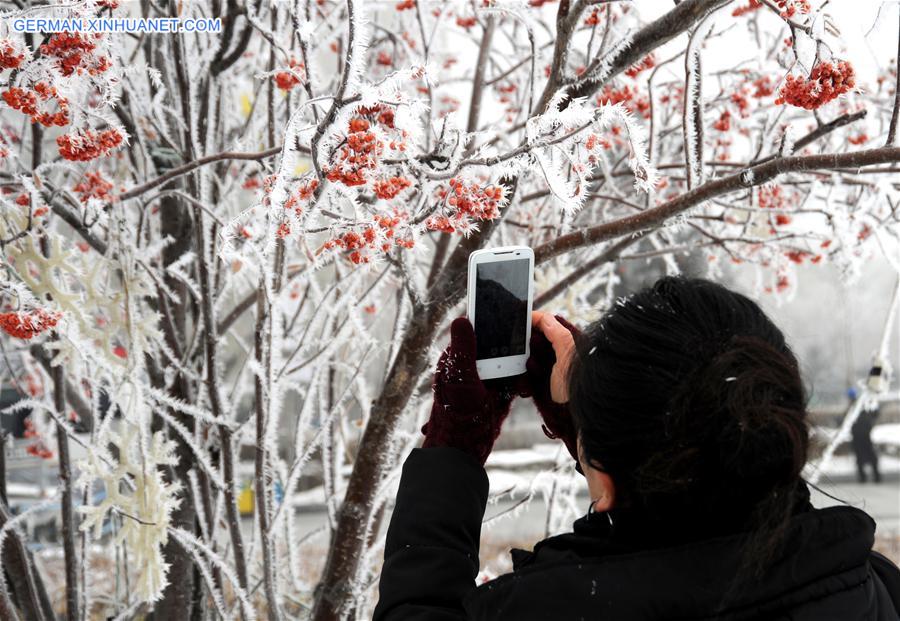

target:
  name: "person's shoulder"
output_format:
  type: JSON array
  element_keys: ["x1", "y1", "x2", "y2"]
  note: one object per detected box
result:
[{"x1": 870, "y1": 550, "x2": 900, "y2": 611}]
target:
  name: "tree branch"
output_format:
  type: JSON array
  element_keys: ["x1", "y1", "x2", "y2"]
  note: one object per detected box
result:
[
  {"x1": 115, "y1": 145, "x2": 283, "y2": 204},
  {"x1": 534, "y1": 235, "x2": 638, "y2": 308},
  {"x1": 566, "y1": 0, "x2": 732, "y2": 102},
  {"x1": 534, "y1": 146, "x2": 900, "y2": 264}
]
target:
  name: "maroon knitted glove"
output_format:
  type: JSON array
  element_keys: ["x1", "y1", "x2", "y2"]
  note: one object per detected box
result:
[
  {"x1": 421, "y1": 317, "x2": 521, "y2": 465},
  {"x1": 527, "y1": 315, "x2": 581, "y2": 467}
]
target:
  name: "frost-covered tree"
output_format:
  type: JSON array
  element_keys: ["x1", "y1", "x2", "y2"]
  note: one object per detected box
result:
[{"x1": 0, "y1": 0, "x2": 898, "y2": 619}]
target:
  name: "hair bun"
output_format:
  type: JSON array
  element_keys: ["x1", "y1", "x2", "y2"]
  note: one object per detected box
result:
[{"x1": 680, "y1": 335, "x2": 809, "y2": 493}]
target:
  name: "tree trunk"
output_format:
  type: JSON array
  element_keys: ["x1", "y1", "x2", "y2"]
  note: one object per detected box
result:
[
  {"x1": 149, "y1": 189, "x2": 198, "y2": 620},
  {"x1": 53, "y1": 360, "x2": 80, "y2": 621}
]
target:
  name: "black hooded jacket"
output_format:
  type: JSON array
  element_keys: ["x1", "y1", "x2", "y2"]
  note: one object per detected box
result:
[{"x1": 374, "y1": 447, "x2": 900, "y2": 621}]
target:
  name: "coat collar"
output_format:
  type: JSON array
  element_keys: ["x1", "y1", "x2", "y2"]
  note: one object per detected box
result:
[
  {"x1": 509, "y1": 480, "x2": 813, "y2": 571},
  {"x1": 467, "y1": 500, "x2": 877, "y2": 621}
]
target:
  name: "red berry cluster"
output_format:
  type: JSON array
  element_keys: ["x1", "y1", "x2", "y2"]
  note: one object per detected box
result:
[
  {"x1": 774, "y1": 274, "x2": 790, "y2": 293},
  {"x1": 0, "y1": 309, "x2": 61, "y2": 340},
  {"x1": 373, "y1": 176, "x2": 412, "y2": 200},
  {"x1": 732, "y1": 0, "x2": 762, "y2": 16},
  {"x1": 357, "y1": 103, "x2": 396, "y2": 128},
  {"x1": 73, "y1": 171, "x2": 115, "y2": 203},
  {"x1": 57, "y1": 128, "x2": 124, "y2": 161},
  {"x1": 584, "y1": 132, "x2": 612, "y2": 165},
  {"x1": 788, "y1": 250, "x2": 815, "y2": 265},
  {"x1": 446, "y1": 178, "x2": 504, "y2": 220},
  {"x1": 2, "y1": 87, "x2": 37, "y2": 116},
  {"x1": 757, "y1": 184, "x2": 789, "y2": 210},
  {"x1": 597, "y1": 85, "x2": 650, "y2": 119},
  {"x1": 23, "y1": 419, "x2": 54, "y2": 460},
  {"x1": 752, "y1": 75, "x2": 775, "y2": 98},
  {"x1": 0, "y1": 39, "x2": 25, "y2": 69},
  {"x1": 456, "y1": 16, "x2": 477, "y2": 29},
  {"x1": 396, "y1": 0, "x2": 415, "y2": 9},
  {"x1": 733, "y1": 0, "x2": 809, "y2": 18},
  {"x1": 284, "y1": 177, "x2": 319, "y2": 214},
  {"x1": 496, "y1": 82, "x2": 517, "y2": 104},
  {"x1": 773, "y1": 213, "x2": 791, "y2": 226},
  {"x1": 376, "y1": 51, "x2": 393, "y2": 67},
  {"x1": 2, "y1": 83, "x2": 70, "y2": 127},
  {"x1": 39, "y1": 32, "x2": 110, "y2": 77},
  {"x1": 713, "y1": 109, "x2": 732, "y2": 132},
  {"x1": 325, "y1": 118, "x2": 384, "y2": 187},
  {"x1": 439, "y1": 95, "x2": 460, "y2": 116},
  {"x1": 584, "y1": 10, "x2": 600, "y2": 26},
  {"x1": 259, "y1": 173, "x2": 279, "y2": 208},
  {"x1": 776, "y1": 61, "x2": 855, "y2": 110},
  {"x1": 625, "y1": 54, "x2": 655, "y2": 79},
  {"x1": 274, "y1": 57, "x2": 306, "y2": 91},
  {"x1": 426, "y1": 179, "x2": 505, "y2": 233},
  {"x1": 424, "y1": 215, "x2": 456, "y2": 233},
  {"x1": 775, "y1": 0, "x2": 810, "y2": 18},
  {"x1": 323, "y1": 213, "x2": 413, "y2": 264},
  {"x1": 848, "y1": 134, "x2": 868, "y2": 145}
]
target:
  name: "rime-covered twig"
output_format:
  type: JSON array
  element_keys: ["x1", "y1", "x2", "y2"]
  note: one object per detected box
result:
[
  {"x1": 754, "y1": 110, "x2": 868, "y2": 165},
  {"x1": 114, "y1": 145, "x2": 283, "y2": 204},
  {"x1": 254, "y1": 275, "x2": 280, "y2": 620},
  {"x1": 534, "y1": 146, "x2": 900, "y2": 264},
  {"x1": 683, "y1": 17, "x2": 712, "y2": 189},
  {"x1": 533, "y1": 236, "x2": 638, "y2": 308},
  {"x1": 888, "y1": 11, "x2": 900, "y2": 146},
  {"x1": 191, "y1": 202, "x2": 251, "y2": 610},
  {"x1": 0, "y1": 500, "x2": 49, "y2": 621}
]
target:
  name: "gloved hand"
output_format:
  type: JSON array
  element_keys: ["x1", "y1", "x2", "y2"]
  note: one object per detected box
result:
[
  {"x1": 527, "y1": 313, "x2": 581, "y2": 468},
  {"x1": 421, "y1": 317, "x2": 523, "y2": 466}
]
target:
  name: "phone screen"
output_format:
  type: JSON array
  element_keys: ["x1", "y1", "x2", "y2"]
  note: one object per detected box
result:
[{"x1": 474, "y1": 258, "x2": 529, "y2": 360}]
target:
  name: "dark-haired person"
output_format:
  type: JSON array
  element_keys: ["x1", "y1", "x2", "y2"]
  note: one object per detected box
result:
[
  {"x1": 852, "y1": 403, "x2": 882, "y2": 484},
  {"x1": 374, "y1": 277, "x2": 900, "y2": 620}
]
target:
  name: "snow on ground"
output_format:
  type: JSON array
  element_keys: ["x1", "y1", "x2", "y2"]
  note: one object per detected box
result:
[
  {"x1": 873, "y1": 424, "x2": 900, "y2": 449},
  {"x1": 812, "y1": 423, "x2": 900, "y2": 449},
  {"x1": 804, "y1": 454, "x2": 900, "y2": 479}
]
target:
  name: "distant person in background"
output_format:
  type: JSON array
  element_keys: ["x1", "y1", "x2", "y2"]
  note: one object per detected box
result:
[{"x1": 851, "y1": 402, "x2": 882, "y2": 484}]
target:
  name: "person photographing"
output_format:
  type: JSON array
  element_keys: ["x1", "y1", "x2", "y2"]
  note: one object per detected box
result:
[{"x1": 375, "y1": 276, "x2": 900, "y2": 620}]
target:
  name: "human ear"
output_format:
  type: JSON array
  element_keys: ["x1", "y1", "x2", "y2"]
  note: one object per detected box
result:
[
  {"x1": 588, "y1": 469, "x2": 616, "y2": 513},
  {"x1": 578, "y1": 437, "x2": 616, "y2": 512}
]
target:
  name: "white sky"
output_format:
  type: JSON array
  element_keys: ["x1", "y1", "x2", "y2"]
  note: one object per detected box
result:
[{"x1": 630, "y1": 1, "x2": 898, "y2": 86}]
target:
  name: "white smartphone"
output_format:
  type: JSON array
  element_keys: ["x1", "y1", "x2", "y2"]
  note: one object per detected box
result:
[{"x1": 467, "y1": 246, "x2": 535, "y2": 380}]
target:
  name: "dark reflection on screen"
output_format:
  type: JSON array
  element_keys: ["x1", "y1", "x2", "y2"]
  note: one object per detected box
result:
[{"x1": 474, "y1": 259, "x2": 529, "y2": 360}]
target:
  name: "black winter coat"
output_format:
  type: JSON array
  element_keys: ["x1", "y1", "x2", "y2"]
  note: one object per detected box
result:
[{"x1": 374, "y1": 447, "x2": 900, "y2": 621}]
